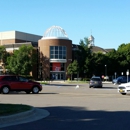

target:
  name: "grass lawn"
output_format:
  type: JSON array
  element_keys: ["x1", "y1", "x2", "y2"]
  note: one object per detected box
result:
[{"x1": 0, "y1": 104, "x2": 32, "y2": 116}]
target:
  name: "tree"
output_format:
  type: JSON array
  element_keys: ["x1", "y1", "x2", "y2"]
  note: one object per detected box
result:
[
  {"x1": 90, "y1": 52, "x2": 107, "y2": 76},
  {"x1": 6, "y1": 45, "x2": 36, "y2": 76},
  {"x1": 67, "y1": 63, "x2": 73, "y2": 81},
  {"x1": 67, "y1": 60, "x2": 79, "y2": 81},
  {"x1": 0, "y1": 46, "x2": 9, "y2": 64},
  {"x1": 116, "y1": 43, "x2": 130, "y2": 74},
  {"x1": 76, "y1": 37, "x2": 91, "y2": 77}
]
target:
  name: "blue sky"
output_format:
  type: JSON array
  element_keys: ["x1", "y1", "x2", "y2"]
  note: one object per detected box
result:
[{"x1": 0, "y1": 0, "x2": 130, "y2": 50}]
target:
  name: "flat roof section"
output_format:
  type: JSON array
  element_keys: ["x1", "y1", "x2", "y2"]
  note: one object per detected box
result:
[{"x1": 0, "y1": 31, "x2": 42, "y2": 42}]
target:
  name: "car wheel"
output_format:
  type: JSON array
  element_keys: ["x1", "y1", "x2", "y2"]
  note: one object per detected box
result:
[
  {"x1": 32, "y1": 86, "x2": 39, "y2": 94},
  {"x1": 2, "y1": 86, "x2": 10, "y2": 94},
  {"x1": 121, "y1": 93, "x2": 126, "y2": 95}
]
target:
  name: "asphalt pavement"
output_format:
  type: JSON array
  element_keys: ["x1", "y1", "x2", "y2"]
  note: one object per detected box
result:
[{"x1": 0, "y1": 80, "x2": 113, "y2": 129}]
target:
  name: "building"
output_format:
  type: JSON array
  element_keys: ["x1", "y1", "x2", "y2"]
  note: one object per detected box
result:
[
  {"x1": 38, "y1": 26, "x2": 72, "y2": 80},
  {"x1": 0, "y1": 31, "x2": 42, "y2": 77},
  {"x1": 0, "y1": 26, "x2": 114, "y2": 80},
  {"x1": 0, "y1": 27, "x2": 72, "y2": 80}
]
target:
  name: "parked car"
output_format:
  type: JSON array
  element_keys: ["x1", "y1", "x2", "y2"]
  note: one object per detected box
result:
[
  {"x1": 0, "y1": 75, "x2": 42, "y2": 94},
  {"x1": 112, "y1": 76, "x2": 130, "y2": 85},
  {"x1": 89, "y1": 76, "x2": 102, "y2": 88},
  {"x1": 118, "y1": 82, "x2": 130, "y2": 95}
]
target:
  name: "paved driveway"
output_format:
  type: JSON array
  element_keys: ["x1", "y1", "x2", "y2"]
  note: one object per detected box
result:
[{"x1": 1, "y1": 83, "x2": 130, "y2": 130}]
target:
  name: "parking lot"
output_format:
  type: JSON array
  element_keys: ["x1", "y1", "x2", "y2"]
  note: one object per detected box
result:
[{"x1": 1, "y1": 82, "x2": 130, "y2": 130}]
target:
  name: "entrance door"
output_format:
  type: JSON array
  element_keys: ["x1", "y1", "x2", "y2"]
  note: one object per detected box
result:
[
  {"x1": 50, "y1": 73, "x2": 64, "y2": 80},
  {"x1": 61, "y1": 73, "x2": 64, "y2": 80}
]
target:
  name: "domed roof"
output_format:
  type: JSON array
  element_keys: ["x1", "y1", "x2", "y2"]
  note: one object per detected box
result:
[{"x1": 42, "y1": 26, "x2": 69, "y2": 39}]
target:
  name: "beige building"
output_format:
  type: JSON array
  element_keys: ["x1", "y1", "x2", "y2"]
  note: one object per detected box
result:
[
  {"x1": 0, "y1": 31, "x2": 42, "y2": 77},
  {"x1": 0, "y1": 27, "x2": 73, "y2": 80}
]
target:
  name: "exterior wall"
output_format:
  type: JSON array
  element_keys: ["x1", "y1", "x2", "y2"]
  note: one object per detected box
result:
[
  {"x1": 1, "y1": 39, "x2": 27, "y2": 45},
  {"x1": 38, "y1": 38, "x2": 72, "y2": 80},
  {"x1": 0, "y1": 31, "x2": 42, "y2": 45}
]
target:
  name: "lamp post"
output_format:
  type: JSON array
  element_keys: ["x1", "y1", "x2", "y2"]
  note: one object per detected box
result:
[
  {"x1": 105, "y1": 65, "x2": 107, "y2": 81},
  {"x1": 105, "y1": 65, "x2": 107, "y2": 76}
]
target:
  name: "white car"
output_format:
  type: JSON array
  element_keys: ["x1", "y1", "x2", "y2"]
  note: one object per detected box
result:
[{"x1": 118, "y1": 82, "x2": 130, "y2": 95}]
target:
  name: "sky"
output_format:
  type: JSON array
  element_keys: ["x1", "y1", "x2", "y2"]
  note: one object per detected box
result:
[{"x1": 0, "y1": 0, "x2": 130, "y2": 50}]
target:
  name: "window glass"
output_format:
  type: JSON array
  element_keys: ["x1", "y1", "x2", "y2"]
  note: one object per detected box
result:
[
  {"x1": 50, "y1": 46, "x2": 66, "y2": 59},
  {"x1": 63, "y1": 46, "x2": 66, "y2": 51},
  {"x1": 55, "y1": 51, "x2": 58, "y2": 54},
  {"x1": 19, "y1": 77, "x2": 28, "y2": 82},
  {"x1": 50, "y1": 46, "x2": 54, "y2": 51},
  {"x1": 55, "y1": 55, "x2": 58, "y2": 59},
  {"x1": 63, "y1": 51, "x2": 66, "y2": 54},
  {"x1": 11, "y1": 76, "x2": 18, "y2": 81},
  {"x1": 50, "y1": 55, "x2": 54, "y2": 59},
  {"x1": 55, "y1": 46, "x2": 58, "y2": 50},
  {"x1": 2, "y1": 76, "x2": 11, "y2": 81},
  {"x1": 59, "y1": 51, "x2": 62, "y2": 55},
  {"x1": 59, "y1": 55, "x2": 62, "y2": 59},
  {"x1": 63, "y1": 55, "x2": 66, "y2": 59},
  {"x1": 91, "y1": 78, "x2": 100, "y2": 81},
  {"x1": 59, "y1": 46, "x2": 62, "y2": 51},
  {"x1": 50, "y1": 51, "x2": 54, "y2": 54}
]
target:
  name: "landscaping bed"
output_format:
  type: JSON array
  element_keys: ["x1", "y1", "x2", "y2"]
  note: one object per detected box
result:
[{"x1": 0, "y1": 104, "x2": 32, "y2": 116}]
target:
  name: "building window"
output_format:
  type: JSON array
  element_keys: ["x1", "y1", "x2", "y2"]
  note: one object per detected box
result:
[{"x1": 50, "y1": 46, "x2": 66, "y2": 59}]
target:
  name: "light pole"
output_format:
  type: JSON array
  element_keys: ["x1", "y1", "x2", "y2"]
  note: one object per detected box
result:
[
  {"x1": 105, "y1": 65, "x2": 107, "y2": 76},
  {"x1": 105, "y1": 65, "x2": 107, "y2": 81}
]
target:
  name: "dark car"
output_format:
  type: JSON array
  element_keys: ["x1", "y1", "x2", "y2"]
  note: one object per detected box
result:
[
  {"x1": 89, "y1": 76, "x2": 102, "y2": 88},
  {"x1": 112, "y1": 76, "x2": 130, "y2": 85},
  {"x1": 0, "y1": 75, "x2": 42, "y2": 94}
]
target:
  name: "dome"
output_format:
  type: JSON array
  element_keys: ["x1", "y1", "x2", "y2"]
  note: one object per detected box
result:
[{"x1": 42, "y1": 26, "x2": 69, "y2": 39}]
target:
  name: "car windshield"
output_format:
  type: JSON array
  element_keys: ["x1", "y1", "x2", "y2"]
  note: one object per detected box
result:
[
  {"x1": 117, "y1": 76, "x2": 126, "y2": 80},
  {"x1": 91, "y1": 78, "x2": 100, "y2": 81}
]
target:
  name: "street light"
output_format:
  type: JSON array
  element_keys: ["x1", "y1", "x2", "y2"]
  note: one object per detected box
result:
[{"x1": 105, "y1": 65, "x2": 107, "y2": 76}]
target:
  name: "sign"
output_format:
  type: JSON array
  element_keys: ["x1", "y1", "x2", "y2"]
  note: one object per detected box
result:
[{"x1": 52, "y1": 63, "x2": 61, "y2": 71}]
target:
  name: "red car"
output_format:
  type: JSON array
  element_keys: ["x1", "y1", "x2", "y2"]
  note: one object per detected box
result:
[{"x1": 0, "y1": 75, "x2": 42, "y2": 94}]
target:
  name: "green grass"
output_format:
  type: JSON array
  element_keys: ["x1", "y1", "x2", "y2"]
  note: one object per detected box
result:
[
  {"x1": 39, "y1": 81, "x2": 48, "y2": 84},
  {"x1": 0, "y1": 104, "x2": 32, "y2": 116}
]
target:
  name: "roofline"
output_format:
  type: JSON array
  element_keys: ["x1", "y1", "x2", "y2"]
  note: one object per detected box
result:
[{"x1": 41, "y1": 37, "x2": 69, "y2": 40}]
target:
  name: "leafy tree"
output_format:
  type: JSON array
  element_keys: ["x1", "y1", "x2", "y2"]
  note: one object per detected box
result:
[
  {"x1": 67, "y1": 60, "x2": 79, "y2": 80},
  {"x1": 0, "y1": 46, "x2": 9, "y2": 64},
  {"x1": 6, "y1": 45, "x2": 36, "y2": 75},
  {"x1": 67, "y1": 63, "x2": 73, "y2": 81},
  {"x1": 89, "y1": 52, "x2": 103, "y2": 76},
  {"x1": 76, "y1": 37, "x2": 91, "y2": 76},
  {"x1": 116, "y1": 43, "x2": 130, "y2": 74}
]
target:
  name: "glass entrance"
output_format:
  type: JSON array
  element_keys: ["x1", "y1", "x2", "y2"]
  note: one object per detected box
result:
[{"x1": 50, "y1": 73, "x2": 65, "y2": 80}]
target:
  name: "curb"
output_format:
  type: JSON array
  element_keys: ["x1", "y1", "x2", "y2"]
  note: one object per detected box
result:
[{"x1": 0, "y1": 107, "x2": 50, "y2": 128}]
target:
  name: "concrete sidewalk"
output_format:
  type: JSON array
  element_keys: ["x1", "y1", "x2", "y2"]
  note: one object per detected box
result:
[
  {"x1": 0, "y1": 107, "x2": 50, "y2": 128},
  {"x1": 39, "y1": 80, "x2": 112, "y2": 84}
]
